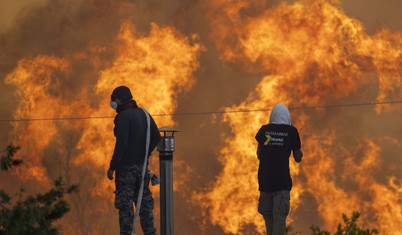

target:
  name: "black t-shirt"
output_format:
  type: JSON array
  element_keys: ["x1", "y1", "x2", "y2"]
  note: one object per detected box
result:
[{"x1": 255, "y1": 124, "x2": 301, "y2": 192}]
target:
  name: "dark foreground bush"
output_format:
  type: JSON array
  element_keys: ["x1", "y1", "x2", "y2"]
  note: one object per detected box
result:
[
  {"x1": 310, "y1": 211, "x2": 378, "y2": 235},
  {"x1": 0, "y1": 144, "x2": 78, "y2": 235}
]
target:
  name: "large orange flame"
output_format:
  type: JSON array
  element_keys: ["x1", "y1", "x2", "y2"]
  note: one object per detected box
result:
[
  {"x1": 76, "y1": 21, "x2": 201, "y2": 200},
  {"x1": 5, "y1": 55, "x2": 79, "y2": 184},
  {"x1": 2, "y1": 0, "x2": 401, "y2": 234},
  {"x1": 5, "y1": 20, "x2": 201, "y2": 234},
  {"x1": 197, "y1": 0, "x2": 401, "y2": 234}
]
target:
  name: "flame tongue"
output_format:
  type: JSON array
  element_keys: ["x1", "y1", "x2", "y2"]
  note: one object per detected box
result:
[
  {"x1": 76, "y1": 21, "x2": 201, "y2": 167},
  {"x1": 5, "y1": 56, "x2": 76, "y2": 183},
  {"x1": 2, "y1": 0, "x2": 401, "y2": 234},
  {"x1": 5, "y1": 19, "x2": 201, "y2": 233},
  {"x1": 196, "y1": 0, "x2": 402, "y2": 234}
]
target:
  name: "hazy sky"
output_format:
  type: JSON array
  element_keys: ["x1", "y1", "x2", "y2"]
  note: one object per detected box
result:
[{"x1": 1, "y1": 0, "x2": 401, "y2": 33}]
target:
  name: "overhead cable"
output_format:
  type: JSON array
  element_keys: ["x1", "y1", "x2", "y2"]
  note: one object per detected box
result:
[{"x1": 0, "y1": 100, "x2": 401, "y2": 122}]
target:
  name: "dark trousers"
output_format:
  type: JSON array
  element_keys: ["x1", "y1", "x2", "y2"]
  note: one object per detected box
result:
[{"x1": 258, "y1": 190, "x2": 290, "y2": 235}]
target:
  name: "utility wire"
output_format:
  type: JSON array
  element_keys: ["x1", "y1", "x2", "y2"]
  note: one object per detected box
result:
[{"x1": 0, "y1": 100, "x2": 401, "y2": 122}]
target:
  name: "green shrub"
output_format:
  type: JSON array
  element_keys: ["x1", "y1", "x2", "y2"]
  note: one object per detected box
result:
[
  {"x1": 0, "y1": 145, "x2": 78, "y2": 235},
  {"x1": 310, "y1": 211, "x2": 378, "y2": 235}
]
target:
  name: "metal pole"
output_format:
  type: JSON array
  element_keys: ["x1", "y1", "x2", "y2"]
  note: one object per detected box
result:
[{"x1": 158, "y1": 127, "x2": 178, "y2": 235}]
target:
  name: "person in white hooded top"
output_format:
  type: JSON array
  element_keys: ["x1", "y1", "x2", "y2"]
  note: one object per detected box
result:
[{"x1": 255, "y1": 103, "x2": 303, "y2": 235}]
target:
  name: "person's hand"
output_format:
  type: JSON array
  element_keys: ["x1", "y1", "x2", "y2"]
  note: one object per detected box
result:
[{"x1": 107, "y1": 168, "x2": 114, "y2": 180}]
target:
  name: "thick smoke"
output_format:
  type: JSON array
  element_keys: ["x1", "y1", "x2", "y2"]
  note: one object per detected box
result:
[{"x1": 0, "y1": 0, "x2": 401, "y2": 235}]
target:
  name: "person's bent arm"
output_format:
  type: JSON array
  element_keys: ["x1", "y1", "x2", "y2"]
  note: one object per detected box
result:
[
  {"x1": 257, "y1": 143, "x2": 261, "y2": 160},
  {"x1": 293, "y1": 149, "x2": 303, "y2": 163}
]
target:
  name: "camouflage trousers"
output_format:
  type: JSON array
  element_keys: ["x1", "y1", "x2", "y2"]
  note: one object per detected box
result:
[{"x1": 115, "y1": 164, "x2": 157, "y2": 235}]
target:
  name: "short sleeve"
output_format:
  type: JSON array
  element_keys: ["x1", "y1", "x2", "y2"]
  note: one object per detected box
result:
[
  {"x1": 290, "y1": 126, "x2": 301, "y2": 150},
  {"x1": 255, "y1": 126, "x2": 266, "y2": 144}
]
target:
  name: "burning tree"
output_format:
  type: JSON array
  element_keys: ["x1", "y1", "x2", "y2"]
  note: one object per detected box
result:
[{"x1": 0, "y1": 144, "x2": 79, "y2": 235}]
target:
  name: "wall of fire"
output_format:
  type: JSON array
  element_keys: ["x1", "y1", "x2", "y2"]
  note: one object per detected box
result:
[{"x1": 0, "y1": 0, "x2": 401, "y2": 234}]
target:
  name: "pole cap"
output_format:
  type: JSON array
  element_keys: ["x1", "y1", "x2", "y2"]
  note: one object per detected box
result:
[{"x1": 159, "y1": 126, "x2": 180, "y2": 136}]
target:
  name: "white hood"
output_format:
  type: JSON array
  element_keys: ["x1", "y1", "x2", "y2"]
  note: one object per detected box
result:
[{"x1": 269, "y1": 103, "x2": 291, "y2": 126}]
